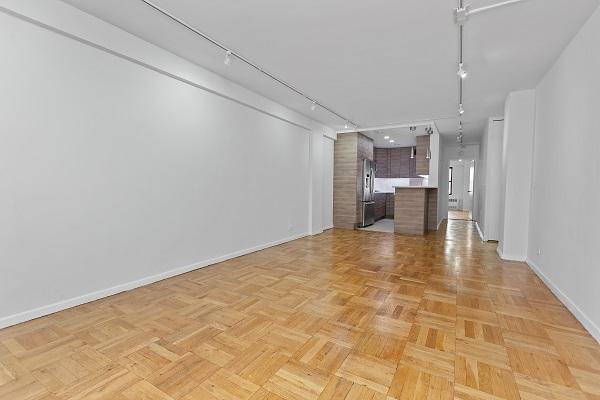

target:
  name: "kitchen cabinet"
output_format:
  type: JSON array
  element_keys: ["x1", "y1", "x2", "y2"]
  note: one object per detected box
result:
[
  {"x1": 416, "y1": 135, "x2": 431, "y2": 176},
  {"x1": 374, "y1": 148, "x2": 389, "y2": 178},
  {"x1": 374, "y1": 193, "x2": 387, "y2": 220},
  {"x1": 386, "y1": 193, "x2": 394, "y2": 218}
]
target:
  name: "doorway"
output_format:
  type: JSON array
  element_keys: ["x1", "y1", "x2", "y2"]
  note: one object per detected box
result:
[{"x1": 448, "y1": 159, "x2": 475, "y2": 221}]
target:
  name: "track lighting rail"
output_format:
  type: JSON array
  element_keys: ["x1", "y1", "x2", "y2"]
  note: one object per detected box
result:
[{"x1": 140, "y1": 0, "x2": 359, "y2": 128}]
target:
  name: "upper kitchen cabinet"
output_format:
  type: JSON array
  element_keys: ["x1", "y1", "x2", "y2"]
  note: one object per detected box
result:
[
  {"x1": 416, "y1": 135, "x2": 431, "y2": 176},
  {"x1": 390, "y1": 148, "x2": 412, "y2": 178},
  {"x1": 374, "y1": 148, "x2": 389, "y2": 178}
]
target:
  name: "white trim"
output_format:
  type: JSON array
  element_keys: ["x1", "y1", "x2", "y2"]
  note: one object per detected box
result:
[
  {"x1": 496, "y1": 245, "x2": 526, "y2": 262},
  {"x1": 526, "y1": 258, "x2": 600, "y2": 344},
  {"x1": 475, "y1": 221, "x2": 485, "y2": 241},
  {"x1": 437, "y1": 218, "x2": 445, "y2": 230},
  {"x1": 322, "y1": 225, "x2": 334, "y2": 231},
  {"x1": 0, "y1": 232, "x2": 308, "y2": 329}
]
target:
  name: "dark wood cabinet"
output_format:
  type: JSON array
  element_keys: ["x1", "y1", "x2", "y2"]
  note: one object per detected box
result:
[
  {"x1": 386, "y1": 193, "x2": 394, "y2": 218},
  {"x1": 376, "y1": 147, "x2": 417, "y2": 178},
  {"x1": 374, "y1": 148, "x2": 389, "y2": 178},
  {"x1": 374, "y1": 193, "x2": 387, "y2": 220}
]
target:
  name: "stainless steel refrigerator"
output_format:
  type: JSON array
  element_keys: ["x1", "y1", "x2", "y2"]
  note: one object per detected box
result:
[{"x1": 359, "y1": 159, "x2": 376, "y2": 227}]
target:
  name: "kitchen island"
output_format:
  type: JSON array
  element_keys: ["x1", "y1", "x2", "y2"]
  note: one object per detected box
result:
[{"x1": 394, "y1": 186, "x2": 438, "y2": 235}]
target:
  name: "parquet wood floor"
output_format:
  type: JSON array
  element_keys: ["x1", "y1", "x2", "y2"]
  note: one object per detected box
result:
[{"x1": 1, "y1": 220, "x2": 599, "y2": 399}]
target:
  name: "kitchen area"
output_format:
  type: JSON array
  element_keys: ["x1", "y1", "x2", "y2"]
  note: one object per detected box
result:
[{"x1": 333, "y1": 126, "x2": 440, "y2": 235}]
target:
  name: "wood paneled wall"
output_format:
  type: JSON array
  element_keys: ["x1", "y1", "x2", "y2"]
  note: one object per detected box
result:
[
  {"x1": 394, "y1": 188, "x2": 438, "y2": 235},
  {"x1": 427, "y1": 188, "x2": 439, "y2": 231},
  {"x1": 416, "y1": 135, "x2": 431, "y2": 176},
  {"x1": 334, "y1": 133, "x2": 358, "y2": 229},
  {"x1": 333, "y1": 133, "x2": 373, "y2": 229},
  {"x1": 394, "y1": 188, "x2": 428, "y2": 235}
]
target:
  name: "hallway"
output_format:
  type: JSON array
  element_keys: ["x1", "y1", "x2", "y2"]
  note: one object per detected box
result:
[{"x1": 0, "y1": 221, "x2": 598, "y2": 399}]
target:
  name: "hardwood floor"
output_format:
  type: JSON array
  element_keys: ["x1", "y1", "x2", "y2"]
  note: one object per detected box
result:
[
  {"x1": 1, "y1": 220, "x2": 599, "y2": 399},
  {"x1": 448, "y1": 210, "x2": 472, "y2": 221}
]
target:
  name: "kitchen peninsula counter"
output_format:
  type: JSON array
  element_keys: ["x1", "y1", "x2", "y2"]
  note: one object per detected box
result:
[{"x1": 393, "y1": 186, "x2": 438, "y2": 235}]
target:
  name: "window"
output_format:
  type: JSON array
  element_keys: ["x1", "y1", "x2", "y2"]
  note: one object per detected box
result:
[{"x1": 448, "y1": 167, "x2": 453, "y2": 195}]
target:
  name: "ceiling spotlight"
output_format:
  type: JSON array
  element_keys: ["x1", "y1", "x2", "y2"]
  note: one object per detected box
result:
[
  {"x1": 409, "y1": 126, "x2": 417, "y2": 132},
  {"x1": 384, "y1": 136, "x2": 390, "y2": 139},
  {"x1": 410, "y1": 146, "x2": 416, "y2": 159},
  {"x1": 458, "y1": 104, "x2": 465, "y2": 115},
  {"x1": 458, "y1": 63, "x2": 468, "y2": 79},
  {"x1": 224, "y1": 50, "x2": 232, "y2": 66},
  {"x1": 389, "y1": 139, "x2": 395, "y2": 143},
  {"x1": 344, "y1": 122, "x2": 349, "y2": 129},
  {"x1": 310, "y1": 101, "x2": 317, "y2": 111}
]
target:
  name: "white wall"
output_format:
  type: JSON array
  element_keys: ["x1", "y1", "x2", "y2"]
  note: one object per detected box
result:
[
  {"x1": 0, "y1": 1, "x2": 335, "y2": 328},
  {"x1": 477, "y1": 118, "x2": 504, "y2": 241},
  {"x1": 497, "y1": 90, "x2": 535, "y2": 261},
  {"x1": 527, "y1": 6, "x2": 600, "y2": 341}
]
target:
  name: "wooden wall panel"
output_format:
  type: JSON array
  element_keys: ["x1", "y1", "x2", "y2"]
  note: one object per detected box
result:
[
  {"x1": 416, "y1": 135, "x2": 430, "y2": 176},
  {"x1": 394, "y1": 188, "x2": 428, "y2": 235},
  {"x1": 427, "y1": 189, "x2": 438, "y2": 231},
  {"x1": 333, "y1": 133, "x2": 358, "y2": 229}
]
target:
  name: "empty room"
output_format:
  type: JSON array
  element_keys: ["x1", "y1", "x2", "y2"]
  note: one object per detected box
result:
[{"x1": 1, "y1": 0, "x2": 600, "y2": 399}]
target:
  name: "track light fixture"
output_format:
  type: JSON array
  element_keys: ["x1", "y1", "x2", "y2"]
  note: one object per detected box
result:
[
  {"x1": 410, "y1": 146, "x2": 416, "y2": 159},
  {"x1": 458, "y1": 104, "x2": 465, "y2": 115},
  {"x1": 140, "y1": 0, "x2": 359, "y2": 129},
  {"x1": 458, "y1": 63, "x2": 468, "y2": 79},
  {"x1": 310, "y1": 101, "x2": 317, "y2": 111},
  {"x1": 224, "y1": 50, "x2": 232, "y2": 66}
]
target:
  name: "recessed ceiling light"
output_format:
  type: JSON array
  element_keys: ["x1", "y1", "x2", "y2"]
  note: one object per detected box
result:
[
  {"x1": 389, "y1": 139, "x2": 395, "y2": 143},
  {"x1": 384, "y1": 136, "x2": 390, "y2": 140},
  {"x1": 344, "y1": 123, "x2": 349, "y2": 129},
  {"x1": 310, "y1": 101, "x2": 316, "y2": 111}
]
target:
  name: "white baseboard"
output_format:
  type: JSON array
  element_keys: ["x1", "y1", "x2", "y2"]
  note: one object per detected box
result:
[
  {"x1": 322, "y1": 225, "x2": 334, "y2": 231},
  {"x1": 526, "y1": 258, "x2": 600, "y2": 344},
  {"x1": 0, "y1": 232, "x2": 308, "y2": 330},
  {"x1": 475, "y1": 222, "x2": 485, "y2": 241},
  {"x1": 496, "y1": 246, "x2": 526, "y2": 262}
]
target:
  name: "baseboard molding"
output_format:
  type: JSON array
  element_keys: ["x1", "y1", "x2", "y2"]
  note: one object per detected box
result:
[
  {"x1": 322, "y1": 225, "x2": 334, "y2": 231},
  {"x1": 0, "y1": 232, "x2": 308, "y2": 330},
  {"x1": 526, "y1": 258, "x2": 600, "y2": 344},
  {"x1": 437, "y1": 219, "x2": 445, "y2": 230},
  {"x1": 496, "y1": 246, "x2": 526, "y2": 262},
  {"x1": 475, "y1": 222, "x2": 485, "y2": 241}
]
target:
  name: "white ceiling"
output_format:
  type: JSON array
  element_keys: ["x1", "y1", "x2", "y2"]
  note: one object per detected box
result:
[
  {"x1": 63, "y1": 0, "x2": 599, "y2": 142},
  {"x1": 363, "y1": 128, "x2": 419, "y2": 149}
]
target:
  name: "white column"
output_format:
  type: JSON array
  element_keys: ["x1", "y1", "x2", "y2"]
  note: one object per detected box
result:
[{"x1": 498, "y1": 90, "x2": 536, "y2": 261}]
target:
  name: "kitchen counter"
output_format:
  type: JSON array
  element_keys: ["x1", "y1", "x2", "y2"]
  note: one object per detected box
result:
[
  {"x1": 394, "y1": 187, "x2": 438, "y2": 235},
  {"x1": 393, "y1": 185, "x2": 438, "y2": 189}
]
